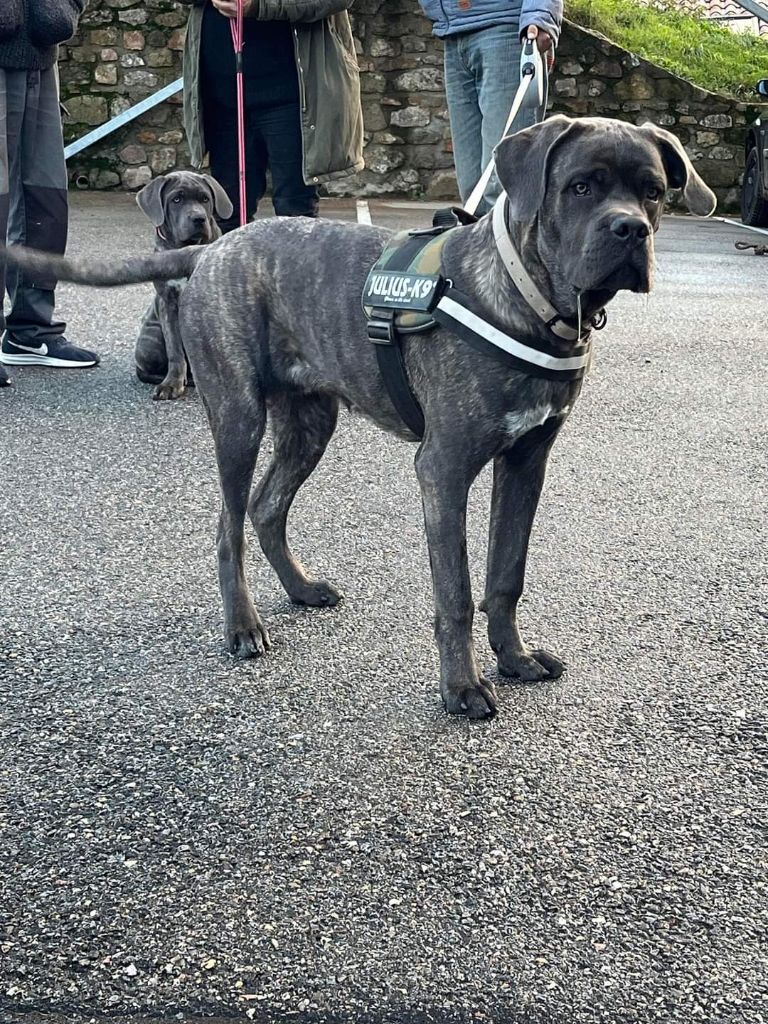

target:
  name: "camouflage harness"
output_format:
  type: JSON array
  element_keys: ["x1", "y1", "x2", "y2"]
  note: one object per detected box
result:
[{"x1": 362, "y1": 201, "x2": 598, "y2": 439}]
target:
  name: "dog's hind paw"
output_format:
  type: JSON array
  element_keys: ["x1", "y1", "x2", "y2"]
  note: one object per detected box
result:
[
  {"x1": 442, "y1": 678, "x2": 498, "y2": 720},
  {"x1": 228, "y1": 623, "x2": 271, "y2": 660},
  {"x1": 497, "y1": 647, "x2": 565, "y2": 682}
]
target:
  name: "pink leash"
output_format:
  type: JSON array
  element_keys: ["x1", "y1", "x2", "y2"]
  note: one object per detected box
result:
[{"x1": 229, "y1": 0, "x2": 247, "y2": 227}]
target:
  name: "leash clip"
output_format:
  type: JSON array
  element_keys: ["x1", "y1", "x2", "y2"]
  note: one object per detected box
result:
[{"x1": 591, "y1": 309, "x2": 608, "y2": 331}]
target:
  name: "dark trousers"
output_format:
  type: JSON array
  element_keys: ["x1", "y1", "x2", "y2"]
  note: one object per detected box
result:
[
  {"x1": 203, "y1": 92, "x2": 318, "y2": 232},
  {"x1": 0, "y1": 67, "x2": 68, "y2": 341}
]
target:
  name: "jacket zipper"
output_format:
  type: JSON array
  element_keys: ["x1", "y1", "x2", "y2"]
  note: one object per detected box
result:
[
  {"x1": 293, "y1": 27, "x2": 307, "y2": 113},
  {"x1": 292, "y1": 27, "x2": 309, "y2": 183}
]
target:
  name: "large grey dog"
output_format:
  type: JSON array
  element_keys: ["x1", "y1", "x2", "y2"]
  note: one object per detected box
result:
[
  {"x1": 3, "y1": 116, "x2": 716, "y2": 719},
  {"x1": 133, "y1": 170, "x2": 232, "y2": 400}
]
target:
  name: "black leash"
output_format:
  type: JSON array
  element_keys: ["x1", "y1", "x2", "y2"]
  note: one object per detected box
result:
[{"x1": 735, "y1": 240, "x2": 768, "y2": 256}]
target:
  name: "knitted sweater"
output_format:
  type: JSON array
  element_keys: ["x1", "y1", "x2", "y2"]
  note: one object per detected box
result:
[{"x1": 0, "y1": 0, "x2": 85, "y2": 72}]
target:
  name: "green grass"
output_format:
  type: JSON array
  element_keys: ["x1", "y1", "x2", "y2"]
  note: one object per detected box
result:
[{"x1": 566, "y1": 0, "x2": 768, "y2": 97}]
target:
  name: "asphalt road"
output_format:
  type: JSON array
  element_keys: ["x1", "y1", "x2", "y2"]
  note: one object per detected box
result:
[{"x1": 1, "y1": 196, "x2": 766, "y2": 1024}]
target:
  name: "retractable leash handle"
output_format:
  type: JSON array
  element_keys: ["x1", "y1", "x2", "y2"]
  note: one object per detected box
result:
[
  {"x1": 463, "y1": 34, "x2": 544, "y2": 217},
  {"x1": 520, "y1": 36, "x2": 544, "y2": 107}
]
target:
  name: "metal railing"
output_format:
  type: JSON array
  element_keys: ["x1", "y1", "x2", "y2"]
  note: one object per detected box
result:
[
  {"x1": 731, "y1": 0, "x2": 768, "y2": 25},
  {"x1": 63, "y1": 78, "x2": 183, "y2": 162}
]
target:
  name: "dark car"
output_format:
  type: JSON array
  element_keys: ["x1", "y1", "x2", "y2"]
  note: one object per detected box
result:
[{"x1": 742, "y1": 78, "x2": 768, "y2": 226}]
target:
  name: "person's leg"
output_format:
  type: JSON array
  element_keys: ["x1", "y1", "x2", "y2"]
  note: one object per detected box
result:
[
  {"x1": 203, "y1": 92, "x2": 266, "y2": 232},
  {"x1": 443, "y1": 34, "x2": 483, "y2": 207},
  {"x1": 259, "y1": 100, "x2": 318, "y2": 217},
  {"x1": 0, "y1": 70, "x2": 12, "y2": 386},
  {"x1": 469, "y1": 23, "x2": 549, "y2": 213},
  {"x1": 1, "y1": 67, "x2": 98, "y2": 366},
  {"x1": 5, "y1": 67, "x2": 66, "y2": 342}
]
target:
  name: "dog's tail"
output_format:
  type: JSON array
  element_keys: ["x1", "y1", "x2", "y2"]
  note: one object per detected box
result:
[{"x1": 0, "y1": 244, "x2": 201, "y2": 287}]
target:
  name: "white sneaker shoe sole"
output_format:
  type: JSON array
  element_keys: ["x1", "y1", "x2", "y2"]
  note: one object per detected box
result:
[{"x1": 0, "y1": 352, "x2": 98, "y2": 368}]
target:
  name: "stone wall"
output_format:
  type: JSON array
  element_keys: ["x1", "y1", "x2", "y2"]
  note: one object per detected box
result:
[
  {"x1": 61, "y1": 0, "x2": 188, "y2": 191},
  {"x1": 61, "y1": 2, "x2": 767, "y2": 208}
]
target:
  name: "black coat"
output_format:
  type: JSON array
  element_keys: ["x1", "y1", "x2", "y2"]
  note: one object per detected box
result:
[{"x1": 0, "y1": 0, "x2": 85, "y2": 71}]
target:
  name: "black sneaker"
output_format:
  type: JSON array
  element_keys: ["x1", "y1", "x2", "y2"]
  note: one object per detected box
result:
[
  {"x1": 0, "y1": 361, "x2": 11, "y2": 387},
  {"x1": 0, "y1": 333, "x2": 100, "y2": 368}
]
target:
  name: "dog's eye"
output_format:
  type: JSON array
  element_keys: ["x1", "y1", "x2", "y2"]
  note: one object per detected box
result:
[
  {"x1": 572, "y1": 182, "x2": 591, "y2": 197},
  {"x1": 201, "y1": 195, "x2": 210, "y2": 203},
  {"x1": 172, "y1": 195, "x2": 182, "y2": 204},
  {"x1": 646, "y1": 185, "x2": 663, "y2": 202}
]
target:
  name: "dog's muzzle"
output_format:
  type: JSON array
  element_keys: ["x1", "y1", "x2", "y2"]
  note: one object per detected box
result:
[{"x1": 574, "y1": 213, "x2": 654, "y2": 294}]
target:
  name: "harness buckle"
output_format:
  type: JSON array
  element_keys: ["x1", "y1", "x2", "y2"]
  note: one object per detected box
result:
[{"x1": 367, "y1": 310, "x2": 397, "y2": 345}]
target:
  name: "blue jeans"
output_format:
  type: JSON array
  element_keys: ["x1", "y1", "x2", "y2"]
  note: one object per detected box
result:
[{"x1": 444, "y1": 24, "x2": 549, "y2": 215}]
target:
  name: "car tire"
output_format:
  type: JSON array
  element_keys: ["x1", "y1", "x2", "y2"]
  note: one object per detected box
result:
[{"x1": 741, "y1": 147, "x2": 768, "y2": 227}]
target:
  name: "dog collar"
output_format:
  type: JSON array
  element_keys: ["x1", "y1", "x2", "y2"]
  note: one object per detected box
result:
[{"x1": 492, "y1": 195, "x2": 603, "y2": 342}]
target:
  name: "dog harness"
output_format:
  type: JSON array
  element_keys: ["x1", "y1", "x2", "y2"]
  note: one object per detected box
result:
[{"x1": 362, "y1": 196, "x2": 601, "y2": 438}]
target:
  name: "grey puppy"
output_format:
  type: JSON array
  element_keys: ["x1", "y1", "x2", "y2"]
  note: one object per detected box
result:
[
  {"x1": 134, "y1": 170, "x2": 232, "y2": 400},
  {"x1": 1, "y1": 117, "x2": 716, "y2": 719}
]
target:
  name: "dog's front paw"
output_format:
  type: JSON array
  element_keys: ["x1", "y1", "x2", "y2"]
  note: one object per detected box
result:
[
  {"x1": 227, "y1": 621, "x2": 271, "y2": 660},
  {"x1": 442, "y1": 677, "x2": 498, "y2": 719},
  {"x1": 289, "y1": 579, "x2": 343, "y2": 608},
  {"x1": 497, "y1": 646, "x2": 565, "y2": 682},
  {"x1": 153, "y1": 377, "x2": 186, "y2": 401}
]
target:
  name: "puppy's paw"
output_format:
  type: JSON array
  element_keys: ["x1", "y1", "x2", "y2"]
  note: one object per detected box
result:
[
  {"x1": 153, "y1": 377, "x2": 186, "y2": 401},
  {"x1": 442, "y1": 677, "x2": 498, "y2": 720},
  {"x1": 289, "y1": 579, "x2": 343, "y2": 608},
  {"x1": 497, "y1": 646, "x2": 565, "y2": 682},
  {"x1": 227, "y1": 622, "x2": 271, "y2": 660}
]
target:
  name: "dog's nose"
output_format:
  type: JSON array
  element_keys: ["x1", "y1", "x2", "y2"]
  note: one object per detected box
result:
[
  {"x1": 610, "y1": 215, "x2": 650, "y2": 243},
  {"x1": 191, "y1": 213, "x2": 206, "y2": 226}
]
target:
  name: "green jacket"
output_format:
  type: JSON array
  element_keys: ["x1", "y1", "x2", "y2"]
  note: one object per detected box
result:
[{"x1": 179, "y1": 0, "x2": 364, "y2": 185}]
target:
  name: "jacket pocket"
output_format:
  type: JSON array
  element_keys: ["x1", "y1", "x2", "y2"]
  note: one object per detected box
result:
[
  {"x1": 0, "y1": 0, "x2": 23, "y2": 43},
  {"x1": 28, "y1": 0, "x2": 83, "y2": 48},
  {"x1": 327, "y1": 14, "x2": 359, "y2": 74}
]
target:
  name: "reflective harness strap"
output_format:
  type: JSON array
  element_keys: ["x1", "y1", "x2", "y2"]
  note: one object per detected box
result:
[
  {"x1": 368, "y1": 233, "x2": 430, "y2": 438},
  {"x1": 433, "y1": 288, "x2": 591, "y2": 383}
]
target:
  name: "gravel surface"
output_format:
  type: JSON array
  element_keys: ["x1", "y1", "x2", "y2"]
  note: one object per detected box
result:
[{"x1": 0, "y1": 197, "x2": 766, "y2": 1024}]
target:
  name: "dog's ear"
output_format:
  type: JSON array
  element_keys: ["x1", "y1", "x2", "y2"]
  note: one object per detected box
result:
[
  {"x1": 493, "y1": 114, "x2": 579, "y2": 222},
  {"x1": 202, "y1": 175, "x2": 234, "y2": 221},
  {"x1": 638, "y1": 123, "x2": 717, "y2": 217},
  {"x1": 136, "y1": 177, "x2": 167, "y2": 228}
]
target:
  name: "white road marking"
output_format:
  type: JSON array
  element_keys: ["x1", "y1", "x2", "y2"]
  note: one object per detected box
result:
[
  {"x1": 714, "y1": 216, "x2": 768, "y2": 238},
  {"x1": 356, "y1": 200, "x2": 372, "y2": 226}
]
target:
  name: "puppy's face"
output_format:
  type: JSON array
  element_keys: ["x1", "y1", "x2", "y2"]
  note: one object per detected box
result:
[
  {"x1": 162, "y1": 177, "x2": 220, "y2": 247},
  {"x1": 496, "y1": 116, "x2": 716, "y2": 309},
  {"x1": 136, "y1": 172, "x2": 234, "y2": 248}
]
